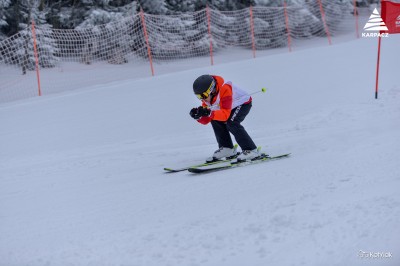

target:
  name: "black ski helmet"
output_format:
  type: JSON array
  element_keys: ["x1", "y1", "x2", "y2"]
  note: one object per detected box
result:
[{"x1": 193, "y1": 75, "x2": 216, "y2": 97}]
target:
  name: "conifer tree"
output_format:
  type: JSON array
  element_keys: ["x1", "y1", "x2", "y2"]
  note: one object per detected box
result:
[
  {"x1": 166, "y1": 0, "x2": 196, "y2": 13},
  {"x1": 7, "y1": 0, "x2": 58, "y2": 73},
  {"x1": 0, "y1": 0, "x2": 11, "y2": 41},
  {"x1": 137, "y1": 0, "x2": 168, "y2": 14}
]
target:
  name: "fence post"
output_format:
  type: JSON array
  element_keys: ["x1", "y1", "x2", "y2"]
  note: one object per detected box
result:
[
  {"x1": 250, "y1": 6, "x2": 256, "y2": 58},
  {"x1": 283, "y1": 1, "x2": 292, "y2": 52},
  {"x1": 31, "y1": 20, "x2": 42, "y2": 96},
  {"x1": 206, "y1": 5, "x2": 214, "y2": 65},
  {"x1": 140, "y1": 9, "x2": 154, "y2": 76},
  {"x1": 375, "y1": 36, "x2": 382, "y2": 99},
  {"x1": 353, "y1": 0, "x2": 360, "y2": 38},
  {"x1": 317, "y1": 0, "x2": 332, "y2": 45}
]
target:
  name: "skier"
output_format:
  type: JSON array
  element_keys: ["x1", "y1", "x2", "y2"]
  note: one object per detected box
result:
[{"x1": 189, "y1": 74, "x2": 260, "y2": 162}]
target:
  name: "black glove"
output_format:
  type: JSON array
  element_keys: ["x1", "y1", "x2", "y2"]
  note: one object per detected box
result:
[
  {"x1": 197, "y1": 106, "x2": 211, "y2": 117},
  {"x1": 190, "y1": 107, "x2": 201, "y2": 120},
  {"x1": 190, "y1": 107, "x2": 211, "y2": 120}
]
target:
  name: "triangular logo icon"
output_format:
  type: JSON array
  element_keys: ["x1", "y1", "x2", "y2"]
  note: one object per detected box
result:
[{"x1": 364, "y1": 8, "x2": 389, "y2": 31}]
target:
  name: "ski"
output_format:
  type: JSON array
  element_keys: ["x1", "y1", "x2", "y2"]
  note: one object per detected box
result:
[
  {"x1": 187, "y1": 153, "x2": 291, "y2": 174},
  {"x1": 164, "y1": 156, "x2": 238, "y2": 173},
  {"x1": 164, "y1": 145, "x2": 240, "y2": 173}
]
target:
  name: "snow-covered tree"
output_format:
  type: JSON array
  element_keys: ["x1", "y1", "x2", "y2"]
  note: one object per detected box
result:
[
  {"x1": 0, "y1": 0, "x2": 11, "y2": 41},
  {"x1": 53, "y1": 1, "x2": 86, "y2": 29},
  {"x1": 166, "y1": 0, "x2": 196, "y2": 13},
  {"x1": 304, "y1": 0, "x2": 353, "y2": 36},
  {"x1": 5, "y1": 0, "x2": 59, "y2": 73},
  {"x1": 144, "y1": 13, "x2": 210, "y2": 59},
  {"x1": 77, "y1": 1, "x2": 136, "y2": 27},
  {"x1": 208, "y1": 9, "x2": 246, "y2": 48},
  {"x1": 253, "y1": 0, "x2": 285, "y2": 7},
  {"x1": 286, "y1": 6, "x2": 320, "y2": 39},
  {"x1": 0, "y1": 0, "x2": 368, "y2": 68},
  {"x1": 32, "y1": 0, "x2": 59, "y2": 68},
  {"x1": 355, "y1": 0, "x2": 379, "y2": 7},
  {"x1": 252, "y1": 8, "x2": 287, "y2": 49},
  {"x1": 137, "y1": 0, "x2": 167, "y2": 14},
  {"x1": 210, "y1": 0, "x2": 245, "y2": 11},
  {"x1": 323, "y1": 0, "x2": 353, "y2": 34},
  {"x1": 73, "y1": 1, "x2": 137, "y2": 64}
]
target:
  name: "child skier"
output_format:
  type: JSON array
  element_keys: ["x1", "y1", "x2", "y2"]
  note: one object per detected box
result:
[{"x1": 189, "y1": 74, "x2": 259, "y2": 162}]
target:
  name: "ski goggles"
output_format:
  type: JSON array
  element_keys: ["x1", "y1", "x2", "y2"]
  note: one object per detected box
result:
[{"x1": 195, "y1": 80, "x2": 216, "y2": 100}]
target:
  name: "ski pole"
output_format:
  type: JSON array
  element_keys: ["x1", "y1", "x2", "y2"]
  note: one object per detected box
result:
[
  {"x1": 251, "y1": 87, "x2": 267, "y2": 95},
  {"x1": 208, "y1": 87, "x2": 267, "y2": 109}
]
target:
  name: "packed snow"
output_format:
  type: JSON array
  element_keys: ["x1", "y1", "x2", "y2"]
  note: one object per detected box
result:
[{"x1": 1, "y1": 34, "x2": 399, "y2": 266}]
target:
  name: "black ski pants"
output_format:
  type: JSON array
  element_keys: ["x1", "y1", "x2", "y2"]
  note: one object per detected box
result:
[{"x1": 211, "y1": 102, "x2": 257, "y2": 151}]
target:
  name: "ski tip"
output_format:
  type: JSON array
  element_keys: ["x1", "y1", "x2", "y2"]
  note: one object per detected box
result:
[{"x1": 164, "y1": 168, "x2": 184, "y2": 173}]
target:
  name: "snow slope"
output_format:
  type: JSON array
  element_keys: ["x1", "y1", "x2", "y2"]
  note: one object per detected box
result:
[{"x1": 1, "y1": 35, "x2": 399, "y2": 266}]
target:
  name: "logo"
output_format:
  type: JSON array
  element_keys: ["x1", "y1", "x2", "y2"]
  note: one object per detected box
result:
[
  {"x1": 396, "y1": 15, "x2": 400, "y2": 27},
  {"x1": 362, "y1": 8, "x2": 389, "y2": 37},
  {"x1": 364, "y1": 8, "x2": 388, "y2": 31}
]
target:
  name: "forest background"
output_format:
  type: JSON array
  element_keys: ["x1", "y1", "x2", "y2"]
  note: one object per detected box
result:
[{"x1": 0, "y1": 0, "x2": 378, "y2": 42}]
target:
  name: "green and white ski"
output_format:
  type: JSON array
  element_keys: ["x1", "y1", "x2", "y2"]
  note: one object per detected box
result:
[
  {"x1": 187, "y1": 153, "x2": 291, "y2": 174},
  {"x1": 164, "y1": 144, "x2": 239, "y2": 173},
  {"x1": 163, "y1": 157, "x2": 237, "y2": 173}
]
